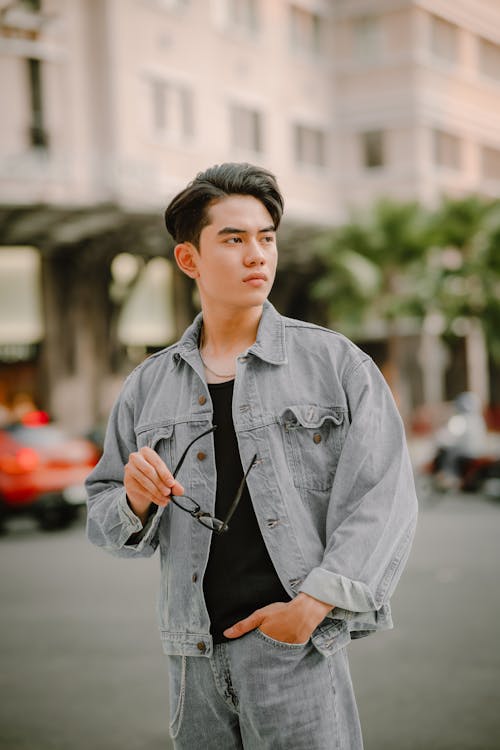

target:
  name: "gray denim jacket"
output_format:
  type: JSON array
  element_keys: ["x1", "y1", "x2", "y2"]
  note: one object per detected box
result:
[{"x1": 86, "y1": 301, "x2": 418, "y2": 658}]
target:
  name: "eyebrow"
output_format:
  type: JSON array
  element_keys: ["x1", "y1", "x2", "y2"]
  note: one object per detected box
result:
[{"x1": 217, "y1": 225, "x2": 276, "y2": 236}]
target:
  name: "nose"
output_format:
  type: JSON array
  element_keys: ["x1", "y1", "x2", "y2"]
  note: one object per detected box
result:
[{"x1": 244, "y1": 238, "x2": 266, "y2": 266}]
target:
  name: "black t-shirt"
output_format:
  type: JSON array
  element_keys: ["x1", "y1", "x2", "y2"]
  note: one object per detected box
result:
[{"x1": 203, "y1": 379, "x2": 290, "y2": 643}]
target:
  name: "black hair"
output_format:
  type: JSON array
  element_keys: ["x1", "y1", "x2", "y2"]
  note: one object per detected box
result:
[{"x1": 164, "y1": 162, "x2": 284, "y2": 247}]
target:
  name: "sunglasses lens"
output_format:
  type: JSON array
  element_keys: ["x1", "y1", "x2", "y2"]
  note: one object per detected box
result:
[{"x1": 171, "y1": 495, "x2": 199, "y2": 513}]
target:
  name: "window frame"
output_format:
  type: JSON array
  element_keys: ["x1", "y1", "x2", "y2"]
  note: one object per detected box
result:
[
  {"x1": 433, "y1": 128, "x2": 462, "y2": 171},
  {"x1": 478, "y1": 37, "x2": 500, "y2": 84},
  {"x1": 229, "y1": 102, "x2": 264, "y2": 155},
  {"x1": 293, "y1": 122, "x2": 328, "y2": 169},
  {"x1": 148, "y1": 76, "x2": 195, "y2": 141},
  {"x1": 288, "y1": 3, "x2": 323, "y2": 58},
  {"x1": 481, "y1": 144, "x2": 500, "y2": 182},
  {"x1": 353, "y1": 16, "x2": 382, "y2": 64},
  {"x1": 360, "y1": 130, "x2": 385, "y2": 170},
  {"x1": 429, "y1": 13, "x2": 460, "y2": 66}
]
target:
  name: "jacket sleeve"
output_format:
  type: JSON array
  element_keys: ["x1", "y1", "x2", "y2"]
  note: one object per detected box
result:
[
  {"x1": 299, "y1": 357, "x2": 418, "y2": 613},
  {"x1": 85, "y1": 373, "x2": 165, "y2": 558}
]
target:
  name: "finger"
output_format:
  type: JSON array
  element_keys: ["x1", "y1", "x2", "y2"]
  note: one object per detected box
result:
[
  {"x1": 139, "y1": 446, "x2": 181, "y2": 490},
  {"x1": 124, "y1": 467, "x2": 170, "y2": 506},
  {"x1": 138, "y1": 447, "x2": 185, "y2": 496},
  {"x1": 130, "y1": 451, "x2": 178, "y2": 496},
  {"x1": 125, "y1": 456, "x2": 174, "y2": 501},
  {"x1": 223, "y1": 610, "x2": 263, "y2": 639}
]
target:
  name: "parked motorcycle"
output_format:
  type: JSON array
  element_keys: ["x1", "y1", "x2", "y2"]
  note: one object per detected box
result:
[
  {"x1": 423, "y1": 447, "x2": 500, "y2": 497},
  {"x1": 420, "y1": 393, "x2": 500, "y2": 499}
]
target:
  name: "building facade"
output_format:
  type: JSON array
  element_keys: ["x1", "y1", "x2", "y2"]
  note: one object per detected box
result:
[
  {"x1": 333, "y1": 0, "x2": 500, "y2": 208},
  {"x1": 1, "y1": 0, "x2": 499, "y2": 430}
]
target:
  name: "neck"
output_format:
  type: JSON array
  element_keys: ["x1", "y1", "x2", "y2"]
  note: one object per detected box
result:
[{"x1": 200, "y1": 303, "x2": 263, "y2": 356}]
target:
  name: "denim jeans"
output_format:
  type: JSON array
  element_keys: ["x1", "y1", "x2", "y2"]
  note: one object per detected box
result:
[{"x1": 167, "y1": 630, "x2": 363, "y2": 749}]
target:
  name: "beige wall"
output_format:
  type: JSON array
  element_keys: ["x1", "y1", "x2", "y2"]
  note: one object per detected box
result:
[
  {"x1": 103, "y1": 0, "x2": 338, "y2": 219},
  {"x1": 332, "y1": 2, "x2": 500, "y2": 211},
  {"x1": 1, "y1": 0, "x2": 500, "y2": 220}
]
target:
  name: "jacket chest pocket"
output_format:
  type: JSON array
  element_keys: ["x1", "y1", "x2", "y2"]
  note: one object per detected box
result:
[
  {"x1": 281, "y1": 405, "x2": 346, "y2": 491},
  {"x1": 135, "y1": 423, "x2": 175, "y2": 471}
]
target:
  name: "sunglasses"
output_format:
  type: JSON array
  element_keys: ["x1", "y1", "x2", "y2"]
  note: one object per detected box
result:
[{"x1": 168, "y1": 426, "x2": 257, "y2": 534}]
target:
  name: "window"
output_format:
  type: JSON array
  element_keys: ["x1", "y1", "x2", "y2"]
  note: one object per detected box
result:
[
  {"x1": 479, "y1": 38, "x2": 500, "y2": 82},
  {"x1": 152, "y1": 0, "x2": 190, "y2": 10},
  {"x1": 430, "y1": 14, "x2": 459, "y2": 64},
  {"x1": 118, "y1": 258, "x2": 176, "y2": 348},
  {"x1": 214, "y1": 0, "x2": 259, "y2": 34},
  {"x1": 294, "y1": 124, "x2": 327, "y2": 168},
  {"x1": 353, "y1": 17, "x2": 381, "y2": 63},
  {"x1": 228, "y1": 0, "x2": 259, "y2": 33},
  {"x1": 289, "y1": 4, "x2": 322, "y2": 56},
  {"x1": 150, "y1": 79, "x2": 194, "y2": 138},
  {"x1": 481, "y1": 146, "x2": 500, "y2": 181},
  {"x1": 27, "y1": 58, "x2": 47, "y2": 149},
  {"x1": 434, "y1": 129, "x2": 462, "y2": 169},
  {"x1": 0, "y1": 246, "x2": 44, "y2": 351},
  {"x1": 230, "y1": 105, "x2": 263, "y2": 153},
  {"x1": 361, "y1": 130, "x2": 385, "y2": 169}
]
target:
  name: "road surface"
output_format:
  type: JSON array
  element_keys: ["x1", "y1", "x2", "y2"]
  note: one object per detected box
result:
[{"x1": 1, "y1": 489, "x2": 499, "y2": 750}]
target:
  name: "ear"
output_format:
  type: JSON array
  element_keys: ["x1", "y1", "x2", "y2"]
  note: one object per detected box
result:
[{"x1": 174, "y1": 242, "x2": 199, "y2": 279}]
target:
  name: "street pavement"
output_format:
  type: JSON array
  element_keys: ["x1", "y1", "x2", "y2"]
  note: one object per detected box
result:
[{"x1": 1, "y1": 486, "x2": 499, "y2": 750}]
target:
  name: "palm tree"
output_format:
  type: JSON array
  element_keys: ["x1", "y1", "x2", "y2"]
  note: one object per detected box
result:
[
  {"x1": 423, "y1": 195, "x2": 500, "y2": 405},
  {"x1": 311, "y1": 194, "x2": 500, "y2": 413},
  {"x1": 311, "y1": 199, "x2": 432, "y2": 414}
]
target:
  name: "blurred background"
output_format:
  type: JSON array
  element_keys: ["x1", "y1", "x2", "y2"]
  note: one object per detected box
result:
[{"x1": 1, "y1": 1, "x2": 500, "y2": 749}]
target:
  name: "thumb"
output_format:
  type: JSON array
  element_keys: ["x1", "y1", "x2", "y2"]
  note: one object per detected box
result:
[
  {"x1": 223, "y1": 610, "x2": 263, "y2": 639},
  {"x1": 171, "y1": 480, "x2": 185, "y2": 496}
]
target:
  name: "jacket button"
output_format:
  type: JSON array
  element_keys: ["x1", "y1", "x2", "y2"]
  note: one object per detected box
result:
[
  {"x1": 197, "y1": 451, "x2": 206, "y2": 461},
  {"x1": 197, "y1": 641, "x2": 206, "y2": 653},
  {"x1": 313, "y1": 433, "x2": 322, "y2": 444},
  {"x1": 198, "y1": 395, "x2": 207, "y2": 405},
  {"x1": 192, "y1": 573, "x2": 198, "y2": 583}
]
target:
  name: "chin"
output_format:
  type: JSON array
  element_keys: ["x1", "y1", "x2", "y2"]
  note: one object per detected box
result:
[
  {"x1": 231, "y1": 293, "x2": 269, "y2": 310},
  {"x1": 244, "y1": 289, "x2": 270, "y2": 303}
]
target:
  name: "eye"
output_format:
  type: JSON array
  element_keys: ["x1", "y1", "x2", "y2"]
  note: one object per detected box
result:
[
  {"x1": 225, "y1": 236, "x2": 242, "y2": 244},
  {"x1": 262, "y1": 235, "x2": 275, "y2": 243}
]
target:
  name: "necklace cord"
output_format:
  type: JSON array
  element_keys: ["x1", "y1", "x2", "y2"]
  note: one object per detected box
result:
[
  {"x1": 199, "y1": 353, "x2": 235, "y2": 379},
  {"x1": 199, "y1": 328, "x2": 236, "y2": 378}
]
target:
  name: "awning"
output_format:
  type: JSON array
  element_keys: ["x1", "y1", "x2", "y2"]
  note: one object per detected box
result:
[
  {"x1": 117, "y1": 257, "x2": 176, "y2": 346},
  {"x1": 0, "y1": 246, "x2": 44, "y2": 345}
]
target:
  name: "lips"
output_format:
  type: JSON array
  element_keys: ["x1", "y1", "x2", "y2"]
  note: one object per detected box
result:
[{"x1": 243, "y1": 273, "x2": 267, "y2": 282}]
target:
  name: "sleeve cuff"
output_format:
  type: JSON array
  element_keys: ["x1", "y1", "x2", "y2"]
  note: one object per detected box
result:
[
  {"x1": 117, "y1": 490, "x2": 143, "y2": 532},
  {"x1": 299, "y1": 567, "x2": 376, "y2": 613},
  {"x1": 117, "y1": 492, "x2": 164, "y2": 549}
]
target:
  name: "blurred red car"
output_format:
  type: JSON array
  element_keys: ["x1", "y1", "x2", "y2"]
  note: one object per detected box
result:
[{"x1": 0, "y1": 412, "x2": 100, "y2": 531}]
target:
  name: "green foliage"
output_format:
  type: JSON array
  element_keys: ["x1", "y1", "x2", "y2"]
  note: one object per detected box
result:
[
  {"x1": 311, "y1": 198, "x2": 432, "y2": 326},
  {"x1": 311, "y1": 194, "x2": 500, "y2": 362},
  {"x1": 425, "y1": 197, "x2": 500, "y2": 360}
]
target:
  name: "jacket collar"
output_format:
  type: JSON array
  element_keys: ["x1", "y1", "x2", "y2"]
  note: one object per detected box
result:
[{"x1": 176, "y1": 299, "x2": 287, "y2": 366}]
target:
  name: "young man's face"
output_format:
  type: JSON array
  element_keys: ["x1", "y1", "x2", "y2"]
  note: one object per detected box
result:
[{"x1": 184, "y1": 194, "x2": 278, "y2": 312}]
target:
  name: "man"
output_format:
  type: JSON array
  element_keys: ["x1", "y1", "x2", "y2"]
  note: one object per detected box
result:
[{"x1": 86, "y1": 162, "x2": 418, "y2": 749}]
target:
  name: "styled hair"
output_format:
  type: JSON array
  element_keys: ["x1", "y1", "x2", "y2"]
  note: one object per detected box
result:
[{"x1": 164, "y1": 162, "x2": 284, "y2": 247}]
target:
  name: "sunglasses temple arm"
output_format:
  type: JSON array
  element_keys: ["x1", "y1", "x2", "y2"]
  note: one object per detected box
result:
[
  {"x1": 222, "y1": 454, "x2": 258, "y2": 527},
  {"x1": 171, "y1": 425, "x2": 217, "y2": 479}
]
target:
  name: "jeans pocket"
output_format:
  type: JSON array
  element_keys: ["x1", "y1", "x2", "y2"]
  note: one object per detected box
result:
[
  {"x1": 167, "y1": 655, "x2": 187, "y2": 739},
  {"x1": 254, "y1": 628, "x2": 310, "y2": 650}
]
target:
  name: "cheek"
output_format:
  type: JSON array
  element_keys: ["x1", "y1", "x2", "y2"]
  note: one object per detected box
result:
[{"x1": 206, "y1": 260, "x2": 240, "y2": 284}]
